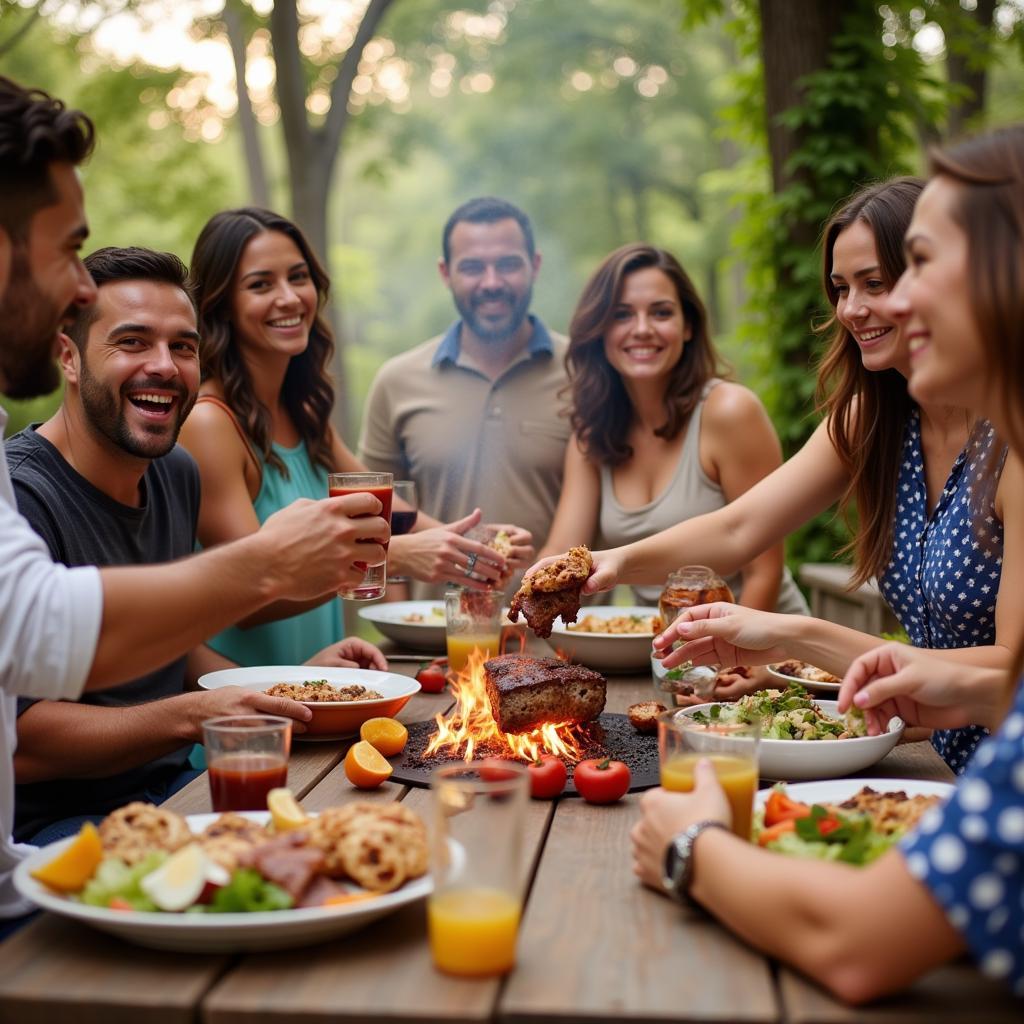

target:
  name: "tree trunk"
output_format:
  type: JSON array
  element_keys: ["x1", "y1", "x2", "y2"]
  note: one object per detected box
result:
[
  {"x1": 759, "y1": 0, "x2": 845, "y2": 250},
  {"x1": 224, "y1": 0, "x2": 269, "y2": 208},
  {"x1": 268, "y1": 0, "x2": 395, "y2": 440},
  {"x1": 946, "y1": 0, "x2": 996, "y2": 139}
]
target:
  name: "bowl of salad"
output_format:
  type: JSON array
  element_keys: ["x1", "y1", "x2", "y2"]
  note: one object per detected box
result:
[{"x1": 680, "y1": 685, "x2": 904, "y2": 780}]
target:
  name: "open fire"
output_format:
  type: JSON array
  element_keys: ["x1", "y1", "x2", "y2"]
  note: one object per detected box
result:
[{"x1": 424, "y1": 646, "x2": 584, "y2": 764}]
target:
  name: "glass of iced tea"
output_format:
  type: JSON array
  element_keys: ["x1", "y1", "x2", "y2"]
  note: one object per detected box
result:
[
  {"x1": 657, "y1": 709, "x2": 759, "y2": 840},
  {"x1": 202, "y1": 715, "x2": 292, "y2": 812},
  {"x1": 445, "y1": 588, "x2": 503, "y2": 674},
  {"x1": 328, "y1": 471, "x2": 393, "y2": 600},
  {"x1": 428, "y1": 761, "x2": 529, "y2": 976}
]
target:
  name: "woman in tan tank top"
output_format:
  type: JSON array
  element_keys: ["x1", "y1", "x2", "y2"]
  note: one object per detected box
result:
[{"x1": 538, "y1": 244, "x2": 805, "y2": 696}]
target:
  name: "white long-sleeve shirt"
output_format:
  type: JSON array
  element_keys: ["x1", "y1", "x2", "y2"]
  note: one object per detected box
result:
[{"x1": 0, "y1": 407, "x2": 102, "y2": 916}]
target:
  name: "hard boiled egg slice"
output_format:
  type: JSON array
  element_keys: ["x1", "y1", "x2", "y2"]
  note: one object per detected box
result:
[{"x1": 141, "y1": 843, "x2": 217, "y2": 912}]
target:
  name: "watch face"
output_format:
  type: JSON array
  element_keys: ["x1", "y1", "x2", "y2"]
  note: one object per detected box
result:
[{"x1": 662, "y1": 836, "x2": 687, "y2": 897}]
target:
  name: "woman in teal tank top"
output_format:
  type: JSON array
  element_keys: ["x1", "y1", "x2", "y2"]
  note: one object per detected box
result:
[{"x1": 179, "y1": 208, "x2": 387, "y2": 669}]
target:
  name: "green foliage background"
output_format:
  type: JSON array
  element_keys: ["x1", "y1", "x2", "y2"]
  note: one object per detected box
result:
[{"x1": 3, "y1": 0, "x2": 1024, "y2": 572}]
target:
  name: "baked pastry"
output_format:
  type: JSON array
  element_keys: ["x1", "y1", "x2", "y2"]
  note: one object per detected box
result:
[
  {"x1": 483, "y1": 654, "x2": 606, "y2": 733},
  {"x1": 99, "y1": 802, "x2": 192, "y2": 865},
  {"x1": 509, "y1": 546, "x2": 593, "y2": 638},
  {"x1": 627, "y1": 701, "x2": 666, "y2": 734}
]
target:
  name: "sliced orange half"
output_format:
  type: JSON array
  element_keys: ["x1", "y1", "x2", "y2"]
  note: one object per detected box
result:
[
  {"x1": 30, "y1": 821, "x2": 104, "y2": 892},
  {"x1": 344, "y1": 740, "x2": 394, "y2": 790},
  {"x1": 359, "y1": 717, "x2": 409, "y2": 757}
]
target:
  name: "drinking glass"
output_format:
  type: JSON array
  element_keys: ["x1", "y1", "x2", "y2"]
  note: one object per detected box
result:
[
  {"x1": 653, "y1": 565, "x2": 735, "y2": 706},
  {"x1": 657, "y1": 709, "x2": 760, "y2": 840},
  {"x1": 428, "y1": 761, "x2": 529, "y2": 976},
  {"x1": 388, "y1": 480, "x2": 418, "y2": 583},
  {"x1": 202, "y1": 715, "x2": 292, "y2": 812},
  {"x1": 328, "y1": 471, "x2": 393, "y2": 600},
  {"x1": 445, "y1": 588, "x2": 503, "y2": 675}
]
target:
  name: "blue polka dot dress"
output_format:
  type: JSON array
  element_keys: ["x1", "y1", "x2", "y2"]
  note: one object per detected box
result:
[
  {"x1": 900, "y1": 682, "x2": 1024, "y2": 994},
  {"x1": 879, "y1": 415, "x2": 1007, "y2": 773}
]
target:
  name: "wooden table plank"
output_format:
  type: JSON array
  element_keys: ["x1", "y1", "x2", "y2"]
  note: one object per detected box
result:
[
  {"x1": 0, "y1": 914, "x2": 228, "y2": 1024},
  {"x1": 499, "y1": 795, "x2": 779, "y2": 1023},
  {"x1": 202, "y1": 786, "x2": 555, "y2": 1024}
]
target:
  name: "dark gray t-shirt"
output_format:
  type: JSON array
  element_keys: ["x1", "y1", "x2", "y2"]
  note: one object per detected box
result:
[{"x1": 6, "y1": 426, "x2": 200, "y2": 841}]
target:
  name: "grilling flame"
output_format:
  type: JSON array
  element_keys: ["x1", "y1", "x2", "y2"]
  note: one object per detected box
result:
[{"x1": 425, "y1": 646, "x2": 583, "y2": 763}]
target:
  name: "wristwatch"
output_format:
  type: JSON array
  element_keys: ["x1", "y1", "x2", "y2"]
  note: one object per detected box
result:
[{"x1": 662, "y1": 819, "x2": 728, "y2": 904}]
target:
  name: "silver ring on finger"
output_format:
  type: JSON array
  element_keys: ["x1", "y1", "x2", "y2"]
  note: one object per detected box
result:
[{"x1": 465, "y1": 552, "x2": 479, "y2": 574}]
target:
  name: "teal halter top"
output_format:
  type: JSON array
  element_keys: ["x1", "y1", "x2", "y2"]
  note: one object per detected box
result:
[{"x1": 207, "y1": 441, "x2": 344, "y2": 666}]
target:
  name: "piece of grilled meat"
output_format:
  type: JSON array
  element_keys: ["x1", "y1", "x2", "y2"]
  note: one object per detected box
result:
[{"x1": 509, "y1": 546, "x2": 593, "y2": 638}]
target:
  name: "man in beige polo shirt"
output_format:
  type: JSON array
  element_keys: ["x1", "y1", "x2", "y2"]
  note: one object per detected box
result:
[{"x1": 358, "y1": 197, "x2": 570, "y2": 598}]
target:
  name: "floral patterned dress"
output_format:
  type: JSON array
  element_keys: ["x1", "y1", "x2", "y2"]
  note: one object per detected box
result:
[{"x1": 879, "y1": 414, "x2": 1007, "y2": 773}]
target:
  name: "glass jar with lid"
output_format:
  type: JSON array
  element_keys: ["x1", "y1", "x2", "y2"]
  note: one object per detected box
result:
[
  {"x1": 657, "y1": 565, "x2": 735, "y2": 630},
  {"x1": 653, "y1": 566, "x2": 735, "y2": 706}
]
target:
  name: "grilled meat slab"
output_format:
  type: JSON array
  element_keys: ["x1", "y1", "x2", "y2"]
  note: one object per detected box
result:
[{"x1": 484, "y1": 654, "x2": 606, "y2": 734}]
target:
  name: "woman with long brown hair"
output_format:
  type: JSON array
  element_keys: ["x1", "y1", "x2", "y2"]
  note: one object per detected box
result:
[
  {"x1": 537, "y1": 177, "x2": 1024, "y2": 773},
  {"x1": 181, "y1": 208, "x2": 519, "y2": 668},
  {"x1": 632, "y1": 124, "x2": 1024, "y2": 1003},
  {"x1": 537, "y1": 243, "x2": 806, "y2": 621}
]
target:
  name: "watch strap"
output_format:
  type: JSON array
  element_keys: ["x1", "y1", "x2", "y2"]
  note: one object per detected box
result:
[{"x1": 662, "y1": 819, "x2": 728, "y2": 904}]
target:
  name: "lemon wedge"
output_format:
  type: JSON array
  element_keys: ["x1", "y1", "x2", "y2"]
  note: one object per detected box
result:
[{"x1": 268, "y1": 787, "x2": 309, "y2": 832}]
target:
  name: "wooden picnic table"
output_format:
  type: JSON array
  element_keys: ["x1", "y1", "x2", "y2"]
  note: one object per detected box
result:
[{"x1": 1, "y1": 639, "x2": 1020, "y2": 1024}]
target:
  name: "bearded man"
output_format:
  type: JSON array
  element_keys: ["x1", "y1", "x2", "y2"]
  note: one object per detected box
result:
[{"x1": 358, "y1": 197, "x2": 568, "y2": 597}]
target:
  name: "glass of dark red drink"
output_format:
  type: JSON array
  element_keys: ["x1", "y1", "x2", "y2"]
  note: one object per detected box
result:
[
  {"x1": 202, "y1": 715, "x2": 292, "y2": 812},
  {"x1": 388, "y1": 480, "x2": 418, "y2": 583},
  {"x1": 328, "y1": 471, "x2": 393, "y2": 600}
]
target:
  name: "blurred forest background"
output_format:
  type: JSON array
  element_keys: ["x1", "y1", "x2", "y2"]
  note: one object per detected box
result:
[{"x1": 2, "y1": 0, "x2": 1024, "y2": 568}]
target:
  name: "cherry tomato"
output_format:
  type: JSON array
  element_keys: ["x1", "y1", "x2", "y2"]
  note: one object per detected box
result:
[
  {"x1": 478, "y1": 757, "x2": 521, "y2": 782},
  {"x1": 573, "y1": 757, "x2": 631, "y2": 804},
  {"x1": 415, "y1": 660, "x2": 447, "y2": 693},
  {"x1": 527, "y1": 754, "x2": 567, "y2": 799},
  {"x1": 764, "y1": 789, "x2": 812, "y2": 827}
]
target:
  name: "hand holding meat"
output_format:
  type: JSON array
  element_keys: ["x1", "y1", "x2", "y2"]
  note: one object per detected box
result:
[{"x1": 509, "y1": 545, "x2": 593, "y2": 638}]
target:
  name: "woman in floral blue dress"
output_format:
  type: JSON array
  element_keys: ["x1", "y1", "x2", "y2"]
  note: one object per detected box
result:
[
  {"x1": 632, "y1": 125, "x2": 1024, "y2": 1001},
  {"x1": 538, "y1": 176, "x2": 1024, "y2": 773}
]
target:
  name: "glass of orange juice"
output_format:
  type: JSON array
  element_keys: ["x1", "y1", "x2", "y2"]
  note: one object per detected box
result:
[
  {"x1": 428, "y1": 761, "x2": 528, "y2": 977},
  {"x1": 444, "y1": 588, "x2": 502, "y2": 675},
  {"x1": 657, "y1": 710, "x2": 760, "y2": 840}
]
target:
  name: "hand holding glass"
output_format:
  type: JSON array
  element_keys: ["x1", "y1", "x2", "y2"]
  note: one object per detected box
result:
[
  {"x1": 428, "y1": 762, "x2": 528, "y2": 976},
  {"x1": 657, "y1": 710, "x2": 759, "y2": 840},
  {"x1": 203, "y1": 715, "x2": 292, "y2": 812},
  {"x1": 328, "y1": 471, "x2": 393, "y2": 600}
]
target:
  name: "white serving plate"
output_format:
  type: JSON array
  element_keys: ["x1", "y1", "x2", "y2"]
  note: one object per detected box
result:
[
  {"x1": 197, "y1": 666, "x2": 419, "y2": 739},
  {"x1": 546, "y1": 605, "x2": 660, "y2": 673},
  {"x1": 755, "y1": 777, "x2": 955, "y2": 807},
  {"x1": 677, "y1": 701, "x2": 905, "y2": 781},
  {"x1": 358, "y1": 601, "x2": 447, "y2": 652},
  {"x1": 15, "y1": 812, "x2": 435, "y2": 953},
  {"x1": 767, "y1": 662, "x2": 841, "y2": 693}
]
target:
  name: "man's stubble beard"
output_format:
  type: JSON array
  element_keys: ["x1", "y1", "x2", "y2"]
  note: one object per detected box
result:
[
  {"x1": 0, "y1": 244, "x2": 67, "y2": 400},
  {"x1": 455, "y1": 283, "x2": 533, "y2": 344},
  {"x1": 77, "y1": 358, "x2": 196, "y2": 461}
]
